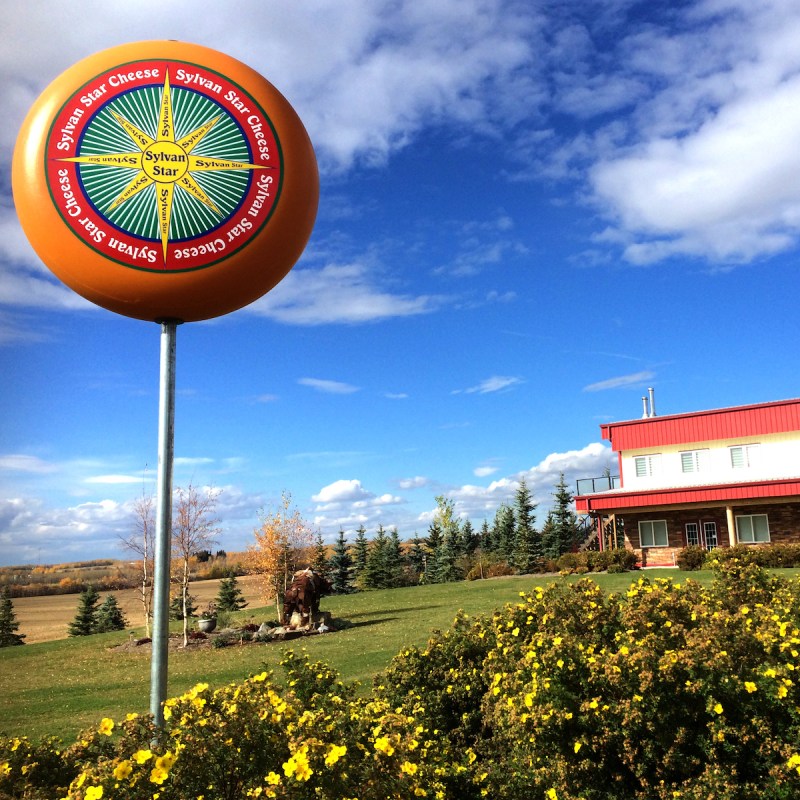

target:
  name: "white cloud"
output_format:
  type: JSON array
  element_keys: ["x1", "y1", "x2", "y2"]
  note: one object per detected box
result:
[
  {"x1": 583, "y1": 371, "x2": 655, "y2": 392},
  {"x1": 397, "y1": 476, "x2": 429, "y2": 490},
  {"x1": 585, "y1": 2, "x2": 800, "y2": 263},
  {"x1": 474, "y1": 466, "x2": 499, "y2": 477},
  {"x1": 298, "y1": 377, "x2": 360, "y2": 395},
  {"x1": 248, "y1": 263, "x2": 442, "y2": 325},
  {"x1": 0, "y1": 454, "x2": 58, "y2": 474},
  {"x1": 313, "y1": 479, "x2": 372, "y2": 504},
  {"x1": 457, "y1": 375, "x2": 524, "y2": 395},
  {"x1": 444, "y1": 442, "x2": 613, "y2": 521},
  {"x1": 85, "y1": 474, "x2": 145, "y2": 485}
]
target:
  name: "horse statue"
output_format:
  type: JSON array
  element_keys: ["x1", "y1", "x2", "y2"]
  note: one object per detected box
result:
[{"x1": 282, "y1": 568, "x2": 333, "y2": 627}]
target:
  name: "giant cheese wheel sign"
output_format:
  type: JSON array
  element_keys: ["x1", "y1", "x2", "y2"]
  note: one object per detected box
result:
[{"x1": 13, "y1": 41, "x2": 319, "y2": 322}]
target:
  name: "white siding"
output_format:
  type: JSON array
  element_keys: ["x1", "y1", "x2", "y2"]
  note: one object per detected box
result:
[{"x1": 620, "y1": 431, "x2": 800, "y2": 490}]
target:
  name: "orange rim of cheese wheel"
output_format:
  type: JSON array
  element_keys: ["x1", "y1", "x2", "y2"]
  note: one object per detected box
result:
[{"x1": 13, "y1": 41, "x2": 319, "y2": 322}]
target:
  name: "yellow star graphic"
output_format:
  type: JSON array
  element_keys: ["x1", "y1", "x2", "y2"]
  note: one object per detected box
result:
[{"x1": 58, "y1": 69, "x2": 270, "y2": 264}]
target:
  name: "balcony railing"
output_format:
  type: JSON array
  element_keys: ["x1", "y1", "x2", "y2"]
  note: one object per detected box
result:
[{"x1": 575, "y1": 475, "x2": 620, "y2": 496}]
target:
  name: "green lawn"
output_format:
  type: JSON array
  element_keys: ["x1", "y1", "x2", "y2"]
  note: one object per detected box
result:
[{"x1": 0, "y1": 569, "x2": 700, "y2": 742}]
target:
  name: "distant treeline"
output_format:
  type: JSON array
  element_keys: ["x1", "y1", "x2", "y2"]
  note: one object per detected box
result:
[{"x1": 0, "y1": 553, "x2": 245, "y2": 598}]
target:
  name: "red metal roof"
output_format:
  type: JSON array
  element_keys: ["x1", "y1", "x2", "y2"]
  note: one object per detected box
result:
[
  {"x1": 575, "y1": 478, "x2": 800, "y2": 513},
  {"x1": 600, "y1": 398, "x2": 800, "y2": 452}
]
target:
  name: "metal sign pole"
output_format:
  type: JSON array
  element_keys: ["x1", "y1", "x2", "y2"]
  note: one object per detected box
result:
[{"x1": 150, "y1": 319, "x2": 179, "y2": 726}]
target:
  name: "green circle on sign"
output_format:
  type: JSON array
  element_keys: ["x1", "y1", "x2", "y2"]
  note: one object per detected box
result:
[{"x1": 76, "y1": 86, "x2": 251, "y2": 241}]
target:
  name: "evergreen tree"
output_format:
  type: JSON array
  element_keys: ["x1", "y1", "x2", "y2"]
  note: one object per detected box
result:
[
  {"x1": 311, "y1": 531, "x2": 329, "y2": 576},
  {"x1": 542, "y1": 472, "x2": 582, "y2": 559},
  {"x1": 424, "y1": 519, "x2": 444, "y2": 583},
  {"x1": 491, "y1": 504, "x2": 516, "y2": 563},
  {"x1": 435, "y1": 526, "x2": 462, "y2": 582},
  {"x1": 364, "y1": 526, "x2": 392, "y2": 589},
  {"x1": 68, "y1": 585, "x2": 101, "y2": 636},
  {"x1": 512, "y1": 477, "x2": 542, "y2": 573},
  {"x1": 461, "y1": 519, "x2": 479, "y2": 556},
  {"x1": 95, "y1": 594, "x2": 129, "y2": 633},
  {"x1": 216, "y1": 574, "x2": 248, "y2": 612},
  {"x1": 387, "y1": 528, "x2": 407, "y2": 587},
  {"x1": 352, "y1": 525, "x2": 369, "y2": 588},
  {"x1": 407, "y1": 533, "x2": 427, "y2": 580},
  {"x1": 170, "y1": 592, "x2": 198, "y2": 620},
  {"x1": 0, "y1": 587, "x2": 25, "y2": 647},
  {"x1": 479, "y1": 519, "x2": 492, "y2": 553},
  {"x1": 329, "y1": 530, "x2": 355, "y2": 594}
]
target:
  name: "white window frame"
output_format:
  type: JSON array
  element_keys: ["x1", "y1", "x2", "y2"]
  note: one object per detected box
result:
[
  {"x1": 680, "y1": 449, "x2": 706, "y2": 474},
  {"x1": 735, "y1": 514, "x2": 770, "y2": 544},
  {"x1": 730, "y1": 444, "x2": 758, "y2": 469},
  {"x1": 639, "y1": 519, "x2": 669, "y2": 548},
  {"x1": 634, "y1": 454, "x2": 661, "y2": 478}
]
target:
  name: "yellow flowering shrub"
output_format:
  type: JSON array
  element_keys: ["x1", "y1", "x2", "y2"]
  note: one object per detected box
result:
[{"x1": 3, "y1": 562, "x2": 800, "y2": 799}]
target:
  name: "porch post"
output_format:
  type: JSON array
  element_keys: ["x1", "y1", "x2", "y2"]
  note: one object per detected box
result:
[{"x1": 726, "y1": 506, "x2": 736, "y2": 547}]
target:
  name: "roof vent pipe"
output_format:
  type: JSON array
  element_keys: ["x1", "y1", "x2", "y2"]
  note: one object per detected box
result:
[
  {"x1": 648, "y1": 387, "x2": 656, "y2": 417},
  {"x1": 642, "y1": 396, "x2": 649, "y2": 419}
]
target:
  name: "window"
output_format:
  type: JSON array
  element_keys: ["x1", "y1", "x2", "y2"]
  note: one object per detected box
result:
[
  {"x1": 736, "y1": 514, "x2": 770, "y2": 543},
  {"x1": 639, "y1": 520, "x2": 668, "y2": 548},
  {"x1": 680, "y1": 450, "x2": 706, "y2": 473},
  {"x1": 686, "y1": 523, "x2": 699, "y2": 547},
  {"x1": 634, "y1": 454, "x2": 661, "y2": 478},
  {"x1": 730, "y1": 444, "x2": 758, "y2": 469}
]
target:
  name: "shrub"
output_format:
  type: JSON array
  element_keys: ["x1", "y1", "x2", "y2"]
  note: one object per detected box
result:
[
  {"x1": 6, "y1": 565, "x2": 800, "y2": 800},
  {"x1": 676, "y1": 544, "x2": 707, "y2": 570}
]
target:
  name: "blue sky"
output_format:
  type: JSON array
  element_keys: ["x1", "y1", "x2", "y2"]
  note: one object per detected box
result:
[{"x1": 2, "y1": 0, "x2": 799, "y2": 566}]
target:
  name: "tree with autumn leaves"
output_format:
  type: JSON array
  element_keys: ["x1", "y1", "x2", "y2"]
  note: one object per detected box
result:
[{"x1": 245, "y1": 492, "x2": 315, "y2": 620}]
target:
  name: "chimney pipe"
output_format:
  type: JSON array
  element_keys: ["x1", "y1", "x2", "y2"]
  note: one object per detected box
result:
[
  {"x1": 648, "y1": 387, "x2": 656, "y2": 417},
  {"x1": 641, "y1": 396, "x2": 649, "y2": 419}
]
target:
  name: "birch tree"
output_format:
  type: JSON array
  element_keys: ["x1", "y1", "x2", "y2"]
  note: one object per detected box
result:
[
  {"x1": 120, "y1": 489, "x2": 155, "y2": 637},
  {"x1": 172, "y1": 483, "x2": 221, "y2": 646}
]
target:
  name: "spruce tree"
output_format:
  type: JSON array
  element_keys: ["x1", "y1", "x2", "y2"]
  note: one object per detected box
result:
[
  {"x1": 407, "y1": 533, "x2": 427, "y2": 581},
  {"x1": 364, "y1": 526, "x2": 391, "y2": 589},
  {"x1": 170, "y1": 592, "x2": 198, "y2": 620},
  {"x1": 435, "y1": 527, "x2": 462, "y2": 583},
  {"x1": 542, "y1": 472, "x2": 582, "y2": 559},
  {"x1": 311, "y1": 531, "x2": 329, "y2": 576},
  {"x1": 329, "y1": 530, "x2": 355, "y2": 594},
  {"x1": 95, "y1": 594, "x2": 129, "y2": 632},
  {"x1": 491, "y1": 504, "x2": 515, "y2": 564},
  {"x1": 216, "y1": 574, "x2": 248, "y2": 612},
  {"x1": 352, "y1": 525, "x2": 369, "y2": 588},
  {"x1": 0, "y1": 586, "x2": 25, "y2": 647},
  {"x1": 512, "y1": 477, "x2": 542, "y2": 573},
  {"x1": 68, "y1": 585, "x2": 101, "y2": 636},
  {"x1": 461, "y1": 519, "x2": 478, "y2": 556},
  {"x1": 424, "y1": 520, "x2": 444, "y2": 583},
  {"x1": 387, "y1": 528, "x2": 407, "y2": 587}
]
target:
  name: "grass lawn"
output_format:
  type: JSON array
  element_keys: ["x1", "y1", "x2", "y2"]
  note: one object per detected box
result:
[{"x1": 0, "y1": 569, "x2": 705, "y2": 742}]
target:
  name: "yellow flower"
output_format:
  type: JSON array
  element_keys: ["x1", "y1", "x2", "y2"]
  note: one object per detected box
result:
[
  {"x1": 744, "y1": 681, "x2": 757, "y2": 694},
  {"x1": 324, "y1": 744, "x2": 347, "y2": 766},
  {"x1": 283, "y1": 749, "x2": 312, "y2": 782},
  {"x1": 713, "y1": 703, "x2": 724, "y2": 715},
  {"x1": 574, "y1": 741, "x2": 582, "y2": 754},
  {"x1": 133, "y1": 749, "x2": 153, "y2": 764},
  {"x1": 0, "y1": 763, "x2": 10, "y2": 777},
  {"x1": 98, "y1": 718, "x2": 114, "y2": 736},
  {"x1": 113, "y1": 760, "x2": 133, "y2": 780},
  {"x1": 547, "y1": 789, "x2": 558, "y2": 800},
  {"x1": 156, "y1": 751, "x2": 176, "y2": 772},
  {"x1": 374, "y1": 736, "x2": 395, "y2": 756},
  {"x1": 401, "y1": 760, "x2": 418, "y2": 775},
  {"x1": 85, "y1": 787, "x2": 103, "y2": 800},
  {"x1": 265, "y1": 772, "x2": 281, "y2": 785},
  {"x1": 150, "y1": 766, "x2": 169, "y2": 785}
]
